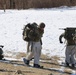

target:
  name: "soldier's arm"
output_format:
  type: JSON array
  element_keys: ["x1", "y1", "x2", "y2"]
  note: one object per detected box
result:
[{"x1": 59, "y1": 33, "x2": 64, "y2": 43}]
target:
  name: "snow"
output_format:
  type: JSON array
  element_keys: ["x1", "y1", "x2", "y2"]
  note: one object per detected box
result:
[
  {"x1": 0, "y1": 6, "x2": 76, "y2": 58},
  {"x1": 0, "y1": 6, "x2": 76, "y2": 74}
]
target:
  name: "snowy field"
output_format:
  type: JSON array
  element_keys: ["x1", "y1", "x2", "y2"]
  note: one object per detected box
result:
[{"x1": 0, "y1": 6, "x2": 76, "y2": 58}]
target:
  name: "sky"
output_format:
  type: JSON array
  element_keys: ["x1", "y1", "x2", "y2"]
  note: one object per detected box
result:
[{"x1": 0, "y1": 6, "x2": 76, "y2": 59}]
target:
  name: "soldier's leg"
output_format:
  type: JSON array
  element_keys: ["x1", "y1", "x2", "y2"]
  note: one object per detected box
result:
[
  {"x1": 23, "y1": 41, "x2": 34, "y2": 65},
  {"x1": 33, "y1": 42, "x2": 42, "y2": 68},
  {"x1": 70, "y1": 46, "x2": 76, "y2": 67},
  {"x1": 65, "y1": 46, "x2": 71, "y2": 65}
]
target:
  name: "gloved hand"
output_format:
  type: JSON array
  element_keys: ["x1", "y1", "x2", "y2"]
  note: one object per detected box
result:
[{"x1": 0, "y1": 45, "x2": 4, "y2": 48}]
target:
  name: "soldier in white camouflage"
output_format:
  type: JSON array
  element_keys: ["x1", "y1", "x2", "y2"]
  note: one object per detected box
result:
[
  {"x1": 59, "y1": 28, "x2": 76, "y2": 68},
  {"x1": 23, "y1": 22, "x2": 45, "y2": 68},
  {"x1": 0, "y1": 45, "x2": 4, "y2": 60}
]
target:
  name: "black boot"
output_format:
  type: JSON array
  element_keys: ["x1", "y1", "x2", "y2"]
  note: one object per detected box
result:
[
  {"x1": 66, "y1": 62, "x2": 69, "y2": 67},
  {"x1": 65, "y1": 60, "x2": 69, "y2": 67},
  {"x1": 23, "y1": 58, "x2": 29, "y2": 65},
  {"x1": 72, "y1": 64, "x2": 75, "y2": 68},
  {"x1": 33, "y1": 64, "x2": 43, "y2": 68}
]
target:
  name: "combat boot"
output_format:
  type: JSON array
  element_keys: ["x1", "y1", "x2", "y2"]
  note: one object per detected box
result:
[
  {"x1": 23, "y1": 58, "x2": 29, "y2": 65},
  {"x1": 72, "y1": 64, "x2": 75, "y2": 68},
  {"x1": 33, "y1": 64, "x2": 43, "y2": 68}
]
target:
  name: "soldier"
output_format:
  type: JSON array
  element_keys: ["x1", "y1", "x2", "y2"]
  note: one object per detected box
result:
[
  {"x1": 59, "y1": 28, "x2": 76, "y2": 68},
  {"x1": 23, "y1": 22, "x2": 45, "y2": 68},
  {"x1": 0, "y1": 45, "x2": 4, "y2": 60}
]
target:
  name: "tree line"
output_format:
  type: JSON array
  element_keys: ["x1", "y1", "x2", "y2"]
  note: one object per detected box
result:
[{"x1": 0, "y1": 0, "x2": 76, "y2": 11}]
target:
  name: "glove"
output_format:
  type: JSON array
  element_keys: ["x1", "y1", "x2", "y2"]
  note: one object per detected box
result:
[{"x1": 0, "y1": 45, "x2": 4, "y2": 48}]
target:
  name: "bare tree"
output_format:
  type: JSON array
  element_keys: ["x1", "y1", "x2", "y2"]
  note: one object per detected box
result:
[
  {"x1": 3, "y1": 0, "x2": 6, "y2": 12},
  {"x1": 10, "y1": 0, "x2": 14, "y2": 9}
]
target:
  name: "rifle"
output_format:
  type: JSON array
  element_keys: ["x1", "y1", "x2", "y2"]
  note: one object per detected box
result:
[{"x1": 59, "y1": 28, "x2": 66, "y2": 30}]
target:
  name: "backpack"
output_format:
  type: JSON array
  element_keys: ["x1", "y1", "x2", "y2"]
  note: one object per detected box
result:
[
  {"x1": 64, "y1": 27, "x2": 76, "y2": 40},
  {"x1": 22, "y1": 23, "x2": 38, "y2": 42}
]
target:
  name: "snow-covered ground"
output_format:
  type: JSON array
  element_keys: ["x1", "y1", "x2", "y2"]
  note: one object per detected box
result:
[{"x1": 0, "y1": 6, "x2": 76, "y2": 58}]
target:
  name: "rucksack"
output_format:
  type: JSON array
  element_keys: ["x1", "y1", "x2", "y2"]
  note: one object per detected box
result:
[
  {"x1": 22, "y1": 23, "x2": 38, "y2": 42},
  {"x1": 64, "y1": 27, "x2": 76, "y2": 40}
]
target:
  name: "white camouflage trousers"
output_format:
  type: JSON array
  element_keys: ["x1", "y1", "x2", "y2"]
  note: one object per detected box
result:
[
  {"x1": 26, "y1": 41, "x2": 42, "y2": 65},
  {"x1": 65, "y1": 45, "x2": 76, "y2": 65}
]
